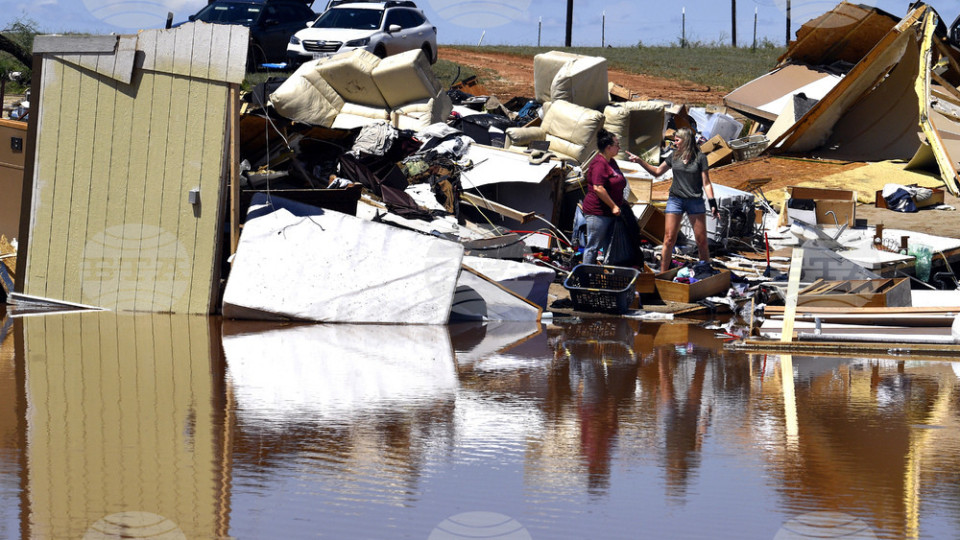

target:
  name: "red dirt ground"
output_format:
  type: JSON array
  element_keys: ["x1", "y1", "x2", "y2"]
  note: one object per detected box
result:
[{"x1": 438, "y1": 47, "x2": 960, "y2": 238}]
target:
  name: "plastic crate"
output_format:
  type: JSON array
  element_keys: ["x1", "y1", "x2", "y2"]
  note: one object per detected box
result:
[
  {"x1": 562, "y1": 264, "x2": 639, "y2": 314},
  {"x1": 729, "y1": 135, "x2": 769, "y2": 161}
]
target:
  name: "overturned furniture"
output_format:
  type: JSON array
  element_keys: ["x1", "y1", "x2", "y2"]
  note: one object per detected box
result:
[
  {"x1": 269, "y1": 48, "x2": 452, "y2": 130},
  {"x1": 14, "y1": 23, "x2": 248, "y2": 313},
  {"x1": 504, "y1": 100, "x2": 605, "y2": 164},
  {"x1": 533, "y1": 50, "x2": 609, "y2": 111}
]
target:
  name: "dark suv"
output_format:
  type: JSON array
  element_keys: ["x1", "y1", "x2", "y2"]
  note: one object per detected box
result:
[{"x1": 185, "y1": 0, "x2": 316, "y2": 68}]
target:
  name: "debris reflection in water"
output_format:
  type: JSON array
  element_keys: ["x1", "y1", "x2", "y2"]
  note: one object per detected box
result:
[{"x1": 1, "y1": 311, "x2": 960, "y2": 538}]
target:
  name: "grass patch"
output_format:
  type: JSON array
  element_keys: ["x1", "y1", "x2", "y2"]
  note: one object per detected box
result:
[{"x1": 444, "y1": 45, "x2": 785, "y2": 92}]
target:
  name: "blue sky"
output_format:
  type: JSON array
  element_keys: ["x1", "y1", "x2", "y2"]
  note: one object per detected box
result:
[{"x1": 1, "y1": 0, "x2": 958, "y2": 47}]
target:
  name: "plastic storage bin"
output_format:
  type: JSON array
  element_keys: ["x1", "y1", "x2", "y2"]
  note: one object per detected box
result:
[
  {"x1": 563, "y1": 264, "x2": 639, "y2": 314},
  {"x1": 729, "y1": 135, "x2": 769, "y2": 160}
]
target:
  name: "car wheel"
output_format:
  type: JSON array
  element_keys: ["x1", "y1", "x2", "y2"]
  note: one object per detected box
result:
[
  {"x1": 373, "y1": 44, "x2": 387, "y2": 59},
  {"x1": 421, "y1": 43, "x2": 434, "y2": 64},
  {"x1": 247, "y1": 40, "x2": 266, "y2": 72}
]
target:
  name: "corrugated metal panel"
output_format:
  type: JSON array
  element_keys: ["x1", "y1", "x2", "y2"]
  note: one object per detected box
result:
[{"x1": 21, "y1": 23, "x2": 247, "y2": 313}]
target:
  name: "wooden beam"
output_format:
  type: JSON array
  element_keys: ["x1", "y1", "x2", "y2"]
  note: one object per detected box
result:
[
  {"x1": 780, "y1": 247, "x2": 804, "y2": 342},
  {"x1": 229, "y1": 85, "x2": 240, "y2": 255},
  {"x1": 33, "y1": 35, "x2": 118, "y2": 54},
  {"x1": 462, "y1": 192, "x2": 537, "y2": 223},
  {"x1": 14, "y1": 54, "x2": 41, "y2": 294}
]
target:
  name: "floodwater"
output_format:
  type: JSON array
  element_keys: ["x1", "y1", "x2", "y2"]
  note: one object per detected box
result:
[{"x1": 2, "y1": 310, "x2": 960, "y2": 539}]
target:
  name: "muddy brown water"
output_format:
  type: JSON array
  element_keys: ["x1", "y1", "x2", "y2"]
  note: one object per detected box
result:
[{"x1": 2, "y1": 310, "x2": 960, "y2": 539}]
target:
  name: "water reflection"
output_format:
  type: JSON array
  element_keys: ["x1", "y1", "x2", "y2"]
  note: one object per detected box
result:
[{"x1": 2, "y1": 312, "x2": 960, "y2": 538}]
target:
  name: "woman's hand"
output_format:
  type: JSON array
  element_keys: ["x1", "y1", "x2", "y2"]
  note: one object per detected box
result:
[
  {"x1": 626, "y1": 151, "x2": 641, "y2": 163},
  {"x1": 612, "y1": 205, "x2": 621, "y2": 216}
]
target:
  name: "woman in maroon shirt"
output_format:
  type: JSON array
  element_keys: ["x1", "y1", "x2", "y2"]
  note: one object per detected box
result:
[{"x1": 581, "y1": 129, "x2": 627, "y2": 265}]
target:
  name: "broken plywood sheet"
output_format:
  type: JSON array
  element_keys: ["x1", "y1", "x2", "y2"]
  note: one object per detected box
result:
[
  {"x1": 773, "y1": 10, "x2": 920, "y2": 153},
  {"x1": 451, "y1": 266, "x2": 542, "y2": 322},
  {"x1": 463, "y1": 255, "x2": 555, "y2": 309},
  {"x1": 19, "y1": 23, "x2": 247, "y2": 314},
  {"x1": 222, "y1": 195, "x2": 464, "y2": 324},
  {"x1": 222, "y1": 323, "x2": 457, "y2": 423},
  {"x1": 779, "y1": 2, "x2": 899, "y2": 66},
  {"x1": 724, "y1": 64, "x2": 841, "y2": 122},
  {"x1": 815, "y1": 33, "x2": 922, "y2": 161}
]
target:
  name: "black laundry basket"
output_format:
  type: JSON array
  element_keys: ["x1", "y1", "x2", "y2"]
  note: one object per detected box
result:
[{"x1": 563, "y1": 264, "x2": 639, "y2": 314}]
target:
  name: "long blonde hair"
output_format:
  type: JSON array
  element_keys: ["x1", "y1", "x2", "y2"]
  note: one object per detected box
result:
[{"x1": 674, "y1": 127, "x2": 698, "y2": 164}]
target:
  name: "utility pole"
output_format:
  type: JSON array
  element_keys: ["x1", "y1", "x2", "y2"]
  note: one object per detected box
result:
[
  {"x1": 732, "y1": 0, "x2": 737, "y2": 47},
  {"x1": 565, "y1": 0, "x2": 573, "y2": 46},
  {"x1": 786, "y1": 0, "x2": 791, "y2": 46}
]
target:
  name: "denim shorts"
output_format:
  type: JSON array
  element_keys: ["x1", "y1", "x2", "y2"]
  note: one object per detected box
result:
[{"x1": 665, "y1": 196, "x2": 706, "y2": 215}]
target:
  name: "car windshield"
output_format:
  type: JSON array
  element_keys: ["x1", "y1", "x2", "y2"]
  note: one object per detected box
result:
[
  {"x1": 193, "y1": 3, "x2": 262, "y2": 25},
  {"x1": 312, "y1": 7, "x2": 383, "y2": 30}
]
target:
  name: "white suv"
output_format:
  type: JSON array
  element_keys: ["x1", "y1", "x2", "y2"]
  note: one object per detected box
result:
[{"x1": 287, "y1": 1, "x2": 438, "y2": 67}]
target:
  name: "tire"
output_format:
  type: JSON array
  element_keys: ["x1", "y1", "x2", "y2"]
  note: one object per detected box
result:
[
  {"x1": 421, "y1": 43, "x2": 434, "y2": 64},
  {"x1": 373, "y1": 44, "x2": 387, "y2": 59}
]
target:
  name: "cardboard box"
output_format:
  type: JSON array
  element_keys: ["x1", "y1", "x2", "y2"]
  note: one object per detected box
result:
[
  {"x1": 778, "y1": 186, "x2": 856, "y2": 227},
  {"x1": 654, "y1": 268, "x2": 731, "y2": 303},
  {"x1": 699, "y1": 134, "x2": 733, "y2": 167},
  {"x1": 874, "y1": 187, "x2": 944, "y2": 209}
]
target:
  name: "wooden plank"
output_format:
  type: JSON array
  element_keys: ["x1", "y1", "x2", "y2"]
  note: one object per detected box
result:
[
  {"x1": 33, "y1": 35, "x2": 118, "y2": 54},
  {"x1": 130, "y1": 68, "x2": 169, "y2": 311},
  {"x1": 207, "y1": 23, "x2": 231, "y2": 83},
  {"x1": 229, "y1": 85, "x2": 240, "y2": 255},
  {"x1": 14, "y1": 54, "x2": 43, "y2": 293},
  {"x1": 226, "y1": 26, "x2": 249, "y2": 84},
  {"x1": 43, "y1": 60, "x2": 84, "y2": 301},
  {"x1": 60, "y1": 63, "x2": 101, "y2": 303},
  {"x1": 97, "y1": 55, "x2": 139, "y2": 310},
  {"x1": 191, "y1": 82, "x2": 229, "y2": 314},
  {"x1": 780, "y1": 248, "x2": 804, "y2": 342},
  {"x1": 80, "y1": 52, "x2": 119, "y2": 307},
  {"x1": 190, "y1": 22, "x2": 214, "y2": 80},
  {"x1": 156, "y1": 63, "x2": 192, "y2": 312},
  {"x1": 171, "y1": 18, "x2": 196, "y2": 79},
  {"x1": 732, "y1": 339, "x2": 960, "y2": 356},
  {"x1": 461, "y1": 192, "x2": 536, "y2": 223}
]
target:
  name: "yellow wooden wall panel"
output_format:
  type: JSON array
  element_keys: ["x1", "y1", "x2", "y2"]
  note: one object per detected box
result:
[
  {"x1": 25, "y1": 24, "x2": 236, "y2": 313},
  {"x1": 24, "y1": 59, "x2": 64, "y2": 299},
  {"x1": 157, "y1": 74, "x2": 192, "y2": 313},
  {"x1": 62, "y1": 69, "x2": 100, "y2": 302},
  {"x1": 43, "y1": 62, "x2": 84, "y2": 301},
  {"x1": 80, "y1": 55, "x2": 120, "y2": 307},
  {"x1": 187, "y1": 82, "x2": 228, "y2": 313},
  {"x1": 23, "y1": 313, "x2": 222, "y2": 537}
]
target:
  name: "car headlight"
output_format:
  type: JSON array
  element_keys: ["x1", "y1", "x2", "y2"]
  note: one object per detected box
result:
[
  {"x1": 289, "y1": 36, "x2": 300, "y2": 45},
  {"x1": 345, "y1": 37, "x2": 370, "y2": 47}
]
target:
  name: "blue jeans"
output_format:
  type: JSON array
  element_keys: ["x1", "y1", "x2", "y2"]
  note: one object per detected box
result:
[
  {"x1": 583, "y1": 214, "x2": 614, "y2": 265},
  {"x1": 665, "y1": 196, "x2": 706, "y2": 215}
]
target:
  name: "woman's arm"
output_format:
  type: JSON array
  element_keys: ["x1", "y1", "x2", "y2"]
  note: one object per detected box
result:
[
  {"x1": 628, "y1": 152, "x2": 669, "y2": 177},
  {"x1": 593, "y1": 184, "x2": 621, "y2": 215},
  {"x1": 702, "y1": 169, "x2": 720, "y2": 218}
]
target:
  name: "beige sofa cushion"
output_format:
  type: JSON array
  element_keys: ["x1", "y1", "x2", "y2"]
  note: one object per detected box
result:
[
  {"x1": 315, "y1": 49, "x2": 388, "y2": 108},
  {"x1": 533, "y1": 51, "x2": 580, "y2": 104},
  {"x1": 603, "y1": 101, "x2": 665, "y2": 162},
  {"x1": 372, "y1": 49, "x2": 443, "y2": 109},
  {"x1": 330, "y1": 103, "x2": 391, "y2": 130},
  {"x1": 551, "y1": 55, "x2": 609, "y2": 111},
  {"x1": 269, "y1": 59, "x2": 345, "y2": 127},
  {"x1": 541, "y1": 100, "x2": 605, "y2": 163},
  {"x1": 391, "y1": 95, "x2": 453, "y2": 131}
]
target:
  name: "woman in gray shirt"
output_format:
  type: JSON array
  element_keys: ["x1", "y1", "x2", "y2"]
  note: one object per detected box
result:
[{"x1": 629, "y1": 128, "x2": 719, "y2": 272}]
